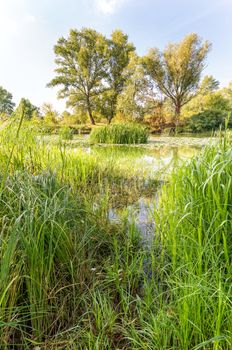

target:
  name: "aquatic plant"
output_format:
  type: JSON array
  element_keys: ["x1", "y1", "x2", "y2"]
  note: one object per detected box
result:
[{"x1": 90, "y1": 123, "x2": 149, "y2": 144}]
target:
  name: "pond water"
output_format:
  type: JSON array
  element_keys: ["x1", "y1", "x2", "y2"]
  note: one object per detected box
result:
[
  {"x1": 80, "y1": 143, "x2": 200, "y2": 178},
  {"x1": 44, "y1": 134, "x2": 212, "y2": 243},
  {"x1": 76, "y1": 141, "x2": 204, "y2": 244}
]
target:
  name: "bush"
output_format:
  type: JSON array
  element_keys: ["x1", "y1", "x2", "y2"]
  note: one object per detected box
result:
[
  {"x1": 90, "y1": 124, "x2": 149, "y2": 144},
  {"x1": 186, "y1": 110, "x2": 231, "y2": 132},
  {"x1": 59, "y1": 125, "x2": 74, "y2": 140}
]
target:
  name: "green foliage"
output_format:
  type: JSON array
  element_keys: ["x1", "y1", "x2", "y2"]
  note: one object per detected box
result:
[
  {"x1": 42, "y1": 102, "x2": 59, "y2": 124},
  {"x1": 199, "y1": 75, "x2": 220, "y2": 94},
  {"x1": 100, "y1": 30, "x2": 135, "y2": 123},
  {"x1": 186, "y1": 110, "x2": 230, "y2": 132},
  {"x1": 59, "y1": 125, "x2": 74, "y2": 140},
  {"x1": 143, "y1": 33, "x2": 211, "y2": 126},
  {"x1": 48, "y1": 28, "x2": 108, "y2": 125},
  {"x1": 90, "y1": 124, "x2": 149, "y2": 144},
  {"x1": 14, "y1": 98, "x2": 38, "y2": 120},
  {"x1": 182, "y1": 78, "x2": 231, "y2": 132},
  {"x1": 117, "y1": 54, "x2": 154, "y2": 121},
  {"x1": 0, "y1": 86, "x2": 15, "y2": 115}
]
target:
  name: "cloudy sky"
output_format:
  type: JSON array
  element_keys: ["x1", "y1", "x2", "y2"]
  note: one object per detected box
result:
[{"x1": 0, "y1": 0, "x2": 231, "y2": 111}]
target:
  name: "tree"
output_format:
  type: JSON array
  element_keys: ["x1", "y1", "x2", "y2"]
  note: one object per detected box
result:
[
  {"x1": 143, "y1": 33, "x2": 211, "y2": 128},
  {"x1": 117, "y1": 54, "x2": 155, "y2": 121},
  {"x1": 0, "y1": 86, "x2": 15, "y2": 115},
  {"x1": 15, "y1": 98, "x2": 38, "y2": 120},
  {"x1": 42, "y1": 103, "x2": 59, "y2": 124},
  {"x1": 100, "y1": 30, "x2": 135, "y2": 123},
  {"x1": 199, "y1": 75, "x2": 219, "y2": 94},
  {"x1": 221, "y1": 82, "x2": 232, "y2": 108},
  {"x1": 47, "y1": 28, "x2": 108, "y2": 125},
  {"x1": 183, "y1": 77, "x2": 230, "y2": 118}
]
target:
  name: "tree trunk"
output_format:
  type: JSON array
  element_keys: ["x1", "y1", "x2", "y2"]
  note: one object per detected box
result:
[
  {"x1": 174, "y1": 102, "x2": 181, "y2": 132},
  {"x1": 108, "y1": 111, "x2": 114, "y2": 124},
  {"x1": 86, "y1": 95, "x2": 95, "y2": 125},
  {"x1": 87, "y1": 108, "x2": 95, "y2": 125}
]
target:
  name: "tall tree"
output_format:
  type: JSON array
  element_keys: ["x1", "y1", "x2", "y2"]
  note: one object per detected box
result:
[
  {"x1": 47, "y1": 28, "x2": 108, "y2": 125},
  {"x1": 200, "y1": 75, "x2": 219, "y2": 94},
  {"x1": 143, "y1": 33, "x2": 211, "y2": 128},
  {"x1": 0, "y1": 86, "x2": 15, "y2": 115},
  {"x1": 117, "y1": 54, "x2": 154, "y2": 121},
  {"x1": 221, "y1": 82, "x2": 232, "y2": 108},
  {"x1": 15, "y1": 98, "x2": 38, "y2": 120},
  {"x1": 100, "y1": 30, "x2": 135, "y2": 123},
  {"x1": 42, "y1": 103, "x2": 59, "y2": 124},
  {"x1": 182, "y1": 76, "x2": 229, "y2": 118}
]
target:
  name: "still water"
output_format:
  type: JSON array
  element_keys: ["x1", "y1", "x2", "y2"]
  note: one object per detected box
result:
[{"x1": 82, "y1": 142, "x2": 202, "y2": 243}]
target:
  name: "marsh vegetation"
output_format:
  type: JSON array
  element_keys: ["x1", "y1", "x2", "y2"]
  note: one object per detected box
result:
[{"x1": 0, "y1": 116, "x2": 231, "y2": 349}]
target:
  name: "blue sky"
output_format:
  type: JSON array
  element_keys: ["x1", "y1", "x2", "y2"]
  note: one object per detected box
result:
[{"x1": 0, "y1": 0, "x2": 231, "y2": 111}]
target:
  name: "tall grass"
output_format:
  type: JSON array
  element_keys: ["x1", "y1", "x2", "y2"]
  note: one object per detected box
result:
[
  {"x1": 124, "y1": 133, "x2": 232, "y2": 349},
  {"x1": 0, "y1": 119, "x2": 231, "y2": 349},
  {"x1": 90, "y1": 124, "x2": 149, "y2": 144}
]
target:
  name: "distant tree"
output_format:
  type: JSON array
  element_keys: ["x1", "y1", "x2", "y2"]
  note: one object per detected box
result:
[
  {"x1": 182, "y1": 76, "x2": 231, "y2": 131},
  {"x1": 42, "y1": 103, "x2": 59, "y2": 124},
  {"x1": 199, "y1": 75, "x2": 219, "y2": 94},
  {"x1": 15, "y1": 98, "x2": 38, "y2": 120},
  {"x1": 0, "y1": 86, "x2": 15, "y2": 115},
  {"x1": 183, "y1": 77, "x2": 230, "y2": 118},
  {"x1": 48, "y1": 28, "x2": 108, "y2": 125},
  {"x1": 61, "y1": 110, "x2": 72, "y2": 123},
  {"x1": 143, "y1": 33, "x2": 211, "y2": 128},
  {"x1": 100, "y1": 30, "x2": 135, "y2": 123},
  {"x1": 117, "y1": 54, "x2": 154, "y2": 121},
  {"x1": 187, "y1": 110, "x2": 230, "y2": 132},
  {"x1": 221, "y1": 82, "x2": 232, "y2": 108}
]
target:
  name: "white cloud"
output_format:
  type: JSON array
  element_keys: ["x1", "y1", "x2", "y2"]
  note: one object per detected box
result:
[{"x1": 95, "y1": 0, "x2": 127, "y2": 14}]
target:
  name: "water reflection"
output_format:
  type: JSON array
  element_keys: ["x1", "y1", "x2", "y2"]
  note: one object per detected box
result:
[{"x1": 102, "y1": 145, "x2": 199, "y2": 241}]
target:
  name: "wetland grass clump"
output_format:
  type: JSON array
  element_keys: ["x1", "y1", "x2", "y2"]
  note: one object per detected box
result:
[{"x1": 90, "y1": 123, "x2": 149, "y2": 144}]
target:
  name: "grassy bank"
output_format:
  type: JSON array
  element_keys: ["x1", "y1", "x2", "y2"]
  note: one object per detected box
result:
[{"x1": 0, "y1": 120, "x2": 231, "y2": 349}]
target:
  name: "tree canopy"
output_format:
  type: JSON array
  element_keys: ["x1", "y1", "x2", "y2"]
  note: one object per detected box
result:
[
  {"x1": 0, "y1": 86, "x2": 15, "y2": 115},
  {"x1": 143, "y1": 33, "x2": 211, "y2": 127},
  {"x1": 100, "y1": 30, "x2": 135, "y2": 123},
  {"x1": 15, "y1": 98, "x2": 38, "y2": 120},
  {"x1": 48, "y1": 28, "x2": 108, "y2": 125}
]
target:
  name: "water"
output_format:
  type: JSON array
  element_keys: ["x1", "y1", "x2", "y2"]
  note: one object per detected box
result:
[
  {"x1": 92, "y1": 142, "x2": 202, "y2": 243},
  {"x1": 67, "y1": 137, "x2": 208, "y2": 242}
]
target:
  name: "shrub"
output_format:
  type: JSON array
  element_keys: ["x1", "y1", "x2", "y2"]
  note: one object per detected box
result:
[
  {"x1": 186, "y1": 109, "x2": 231, "y2": 132},
  {"x1": 90, "y1": 124, "x2": 149, "y2": 144}
]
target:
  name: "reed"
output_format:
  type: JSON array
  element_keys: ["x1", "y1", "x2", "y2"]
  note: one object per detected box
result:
[{"x1": 90, "y1": 124, "x2": 149, "y2": 144}]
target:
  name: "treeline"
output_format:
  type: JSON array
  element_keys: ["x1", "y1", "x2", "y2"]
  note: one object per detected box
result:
[{"x1": 1, "y1": 29, "x2": 232, "y2": 133}]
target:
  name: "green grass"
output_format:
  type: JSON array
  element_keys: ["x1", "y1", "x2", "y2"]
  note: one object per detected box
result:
[
  {"x1": 90, "y1": 123, "x2": 149, "y2": 144},
  {"x1": 0, "y1": 119, "x2": 231, "y2": 349}
]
